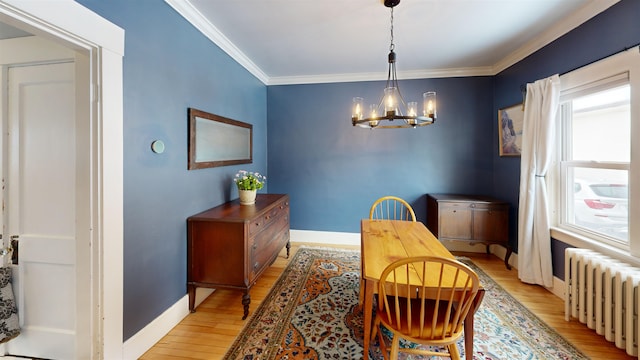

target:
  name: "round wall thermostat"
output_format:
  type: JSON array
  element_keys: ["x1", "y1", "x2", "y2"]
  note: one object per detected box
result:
[{"x1": 151, "y1": 140, "x2": 165, "y2": 154}]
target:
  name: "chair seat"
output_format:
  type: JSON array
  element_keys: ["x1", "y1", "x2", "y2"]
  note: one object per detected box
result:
[{"x1": 378, "y1": 297, "x2": 463, "y2": 342}]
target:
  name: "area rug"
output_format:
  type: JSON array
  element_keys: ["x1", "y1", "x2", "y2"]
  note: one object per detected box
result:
[{"x1": 224, "y1": 247, "x2": 587, "y2": 360}]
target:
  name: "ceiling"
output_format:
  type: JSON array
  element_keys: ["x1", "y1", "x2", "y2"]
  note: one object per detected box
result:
[
  {"x1": 168, "y1": 0, "x2": 619, "y2": 85},
  {"x1": 0, "y1": 1, "x2": 620, "y2": 86}
]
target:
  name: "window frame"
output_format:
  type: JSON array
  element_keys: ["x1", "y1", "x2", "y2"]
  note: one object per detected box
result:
[{"x1": 550, "y1": 47, "x2": 640, "y2": 259}]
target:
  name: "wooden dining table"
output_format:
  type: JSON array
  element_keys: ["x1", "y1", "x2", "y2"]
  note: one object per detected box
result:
[{"x1": 360, "y1": 219, "x2": 485, "y2": 360}]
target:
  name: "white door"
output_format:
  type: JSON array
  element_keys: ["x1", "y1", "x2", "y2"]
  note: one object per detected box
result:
[{"x1": 2, "y1": 61, "x2": 87, "y2": 359}]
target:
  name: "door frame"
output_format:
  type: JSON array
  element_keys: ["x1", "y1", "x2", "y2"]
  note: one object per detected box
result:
[{"x1": 0, "y1": 1, "x2": 124, "y2": 358}]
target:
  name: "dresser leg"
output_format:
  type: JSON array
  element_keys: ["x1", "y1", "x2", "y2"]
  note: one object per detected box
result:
[
  {"x1": 242, "y1": 292, "x2": 251, "y2": 320},
  {"x1": 286, "y1": 240, "x2": 291, "y2": 258},
  {"x1": 504, "y1": 246, "x2": 513, "y2": 270},
  {"x1": 188, "y1": 284, "x2": 196, "y2": 313}
]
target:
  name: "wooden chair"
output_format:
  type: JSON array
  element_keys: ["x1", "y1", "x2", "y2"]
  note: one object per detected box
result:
[
  {"x1": 371, "y1": 256, "x2": 480, "y2": 360},
  {"x1": 369, "y1": 196, "x2": 416, "y2": 222},
  {"x1": 360, "y1": 196, "x2": 417, "y2": 305}
]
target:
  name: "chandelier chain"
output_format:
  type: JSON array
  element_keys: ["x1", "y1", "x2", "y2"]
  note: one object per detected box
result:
[{"x1": 389, "y1": 7, "x2": 394, "y2": 52}]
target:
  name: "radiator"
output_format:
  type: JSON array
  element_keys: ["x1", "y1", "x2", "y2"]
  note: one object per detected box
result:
[{"x1": 565, "y1": 248, "x2": 640, "y2": 357}]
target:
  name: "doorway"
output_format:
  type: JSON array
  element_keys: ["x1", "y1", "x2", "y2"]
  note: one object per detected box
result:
[{"x1": 0, "y1": 1, "x2": 124, "y2": 358}]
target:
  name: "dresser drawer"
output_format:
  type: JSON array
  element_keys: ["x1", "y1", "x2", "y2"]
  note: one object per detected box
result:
[
  {"x1": 249, "y1": 199, "x2": 289, "y2": 237},
  {"x1": 249, "y1": 218, "x2": 289, "y2": 280}
]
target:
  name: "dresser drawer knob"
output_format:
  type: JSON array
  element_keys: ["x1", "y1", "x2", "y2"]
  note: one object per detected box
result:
[
  {"x1": 254, "y1": 262, "x2": 259, "y2": 270},
  {"x1": 252, "y1": 243, "x2": 257, "y2": 250}
]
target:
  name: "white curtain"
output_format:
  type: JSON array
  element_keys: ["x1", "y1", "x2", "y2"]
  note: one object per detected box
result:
[{"x1": 517, "y1": 74, "x2": 560, "y2": 287}]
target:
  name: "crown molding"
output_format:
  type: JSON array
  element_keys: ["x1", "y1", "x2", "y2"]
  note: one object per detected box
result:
[
  {"x1": 164, "y1": 0, "x2": 269, "y2": 84},
  {"x1": 267, "y1": 66, "x2": 495, "y2": 86},
  {"x1": 493, "y1": 0, "x2": 620, "y2": 74},
  {"x1": 167, "y1": 0, "x2": 620, "y2": 86}
]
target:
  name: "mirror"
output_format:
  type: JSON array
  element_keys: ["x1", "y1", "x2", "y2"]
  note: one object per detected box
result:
[{"x1": 188, "y1": 108, "x2": 252, "y2": 169}]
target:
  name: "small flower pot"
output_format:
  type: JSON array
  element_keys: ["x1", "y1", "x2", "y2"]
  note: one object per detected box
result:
[{"x1": 239, "y1": 189, "x2": 257, "y2": 205}]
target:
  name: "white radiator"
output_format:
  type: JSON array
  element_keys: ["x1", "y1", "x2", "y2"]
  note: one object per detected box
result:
[{"x1": 565, "y1": 248, "x2": 640, "y2": 357}]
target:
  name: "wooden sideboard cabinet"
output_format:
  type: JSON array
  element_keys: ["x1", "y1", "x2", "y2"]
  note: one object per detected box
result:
[
  {"x1": 187, "y1": 193, "x2": 290, "y2": 319},
  {"x1": 426, "y1": 194, "x2": 512, "y2": 269}
]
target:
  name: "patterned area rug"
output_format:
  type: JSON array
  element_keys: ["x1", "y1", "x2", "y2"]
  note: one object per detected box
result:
[{"x1": 224, "y1": 247, "x2": 587, "y2": 360}]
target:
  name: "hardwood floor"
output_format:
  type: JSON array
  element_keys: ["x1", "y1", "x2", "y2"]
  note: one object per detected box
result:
[{"x1": 141, "y1": 243, "x2": 635, "y2": 359}]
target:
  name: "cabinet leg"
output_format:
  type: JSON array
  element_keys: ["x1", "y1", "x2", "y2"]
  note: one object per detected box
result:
[
  {"x1": 286, "y1": 240, "x2": 291, "y2": 258},
  {"x1": 504, "y1": 246, "x2": 513, "y2": 270},
  {"x1": 242, "y1": 292, "x2": 251, "y2": 320},
  {"x1": 188, "y1": 284, "x2": 196, "y2": 313}
]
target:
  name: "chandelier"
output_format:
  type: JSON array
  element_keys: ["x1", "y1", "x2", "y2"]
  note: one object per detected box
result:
[{"x1": 351, "y1": 0, "x2": 437, "y2": 129}]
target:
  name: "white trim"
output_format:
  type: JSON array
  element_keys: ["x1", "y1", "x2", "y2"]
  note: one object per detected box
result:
[
  {"x1": 551, "y1": 275, "x2": 565, "y2": 299},
  {"x1": 290, "y1": 229, "x2": 360, "y2": 245},
  {"x1": 552, "y1": 46, "x2": 640, "y2": 259},
  {"x1": 551, "y1": 227, "x2": 640, "y2": 268},
  {"x1": 0, "y1": 1, "x2": 124, "y2": 358},
  {"x1": 267, "y1": 66, "x2": 496, "y2": 86},
  {"x1": 0, "y1": 0, "x2": 124, "y2": 55},
  {"x1": 100, "y1": 47, "x2": 125, "y2": 360}
]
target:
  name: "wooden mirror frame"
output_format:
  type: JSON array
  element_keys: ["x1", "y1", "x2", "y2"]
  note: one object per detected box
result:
[{"x1": 188, "y1": 108, "x2": 253, "y2": 169}]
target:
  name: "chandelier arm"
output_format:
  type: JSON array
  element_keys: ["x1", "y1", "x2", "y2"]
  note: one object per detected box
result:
[
  {"x1": 386, "y1": 61, "x2": 393, "y2": 89},
  {"x1": 391, "y1": 61, "x2": 406, "y2": 109}
]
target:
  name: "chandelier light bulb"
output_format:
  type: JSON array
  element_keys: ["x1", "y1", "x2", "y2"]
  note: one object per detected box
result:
[{"x1": 352, "y1": 97, "x2": 364, "y2": 120}]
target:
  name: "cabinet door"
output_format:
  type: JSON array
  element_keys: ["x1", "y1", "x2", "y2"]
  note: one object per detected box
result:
[
  {"x1": 439, "y1": 204, "x2": 472, "y2": 239},
  {"x1": 473, "y1": 207, "x2": 508, "y2": 242}
]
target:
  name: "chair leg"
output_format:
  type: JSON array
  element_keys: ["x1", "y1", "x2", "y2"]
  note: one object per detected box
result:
[
  {"x1": 448, "y1": 343, "x2": 461, "y2": 360},
  {"x1": 376, "y1": 327, "x2": 388, "y2": 360},
  {"x1": 371, "y1": 321, "x2": 378, "y2": 342},
  {"x1": 389, "y1": 334, "x2": 400, "y2": 360}
]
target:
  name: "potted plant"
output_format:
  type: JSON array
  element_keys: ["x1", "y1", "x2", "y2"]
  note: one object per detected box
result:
[{"x1": 234, "y1": 170, "x2": 266, "y2": 205}]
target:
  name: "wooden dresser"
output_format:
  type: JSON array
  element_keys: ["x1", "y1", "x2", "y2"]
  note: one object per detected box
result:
[
  {"x1": 187, "y1": 193, "x2": 290, "y2": 319},
  {"x1": 426, "y1": 194, "x2": 512, "y2": 269}
]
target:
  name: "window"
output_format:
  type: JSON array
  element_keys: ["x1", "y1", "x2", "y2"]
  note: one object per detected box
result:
[{"x1": 552, "y1": 48, "x2": 640, "y2": 255}]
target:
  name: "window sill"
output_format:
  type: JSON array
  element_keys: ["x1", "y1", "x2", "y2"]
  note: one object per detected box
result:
[{"x1": 551, "y1": 227, "x2": 640, "y2": 267}]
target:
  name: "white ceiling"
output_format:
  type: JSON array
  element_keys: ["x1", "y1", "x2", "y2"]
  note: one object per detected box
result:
[{"x1": 167, "y1": 0, "x2": 619, "y2": 85}]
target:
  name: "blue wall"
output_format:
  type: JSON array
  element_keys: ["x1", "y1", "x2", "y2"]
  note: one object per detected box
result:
[
  {"x1": 78, "y1": 0, "x2": 639, "y2": 343},
  {"x1": 493, "y1": 0, "x2": 640, "y2": 272},
  {"x1": 268, "y1": 77, "x2": 495, "y2": 232},
  {"x1": 77, "y1": 0, "x2": 268, "y2": 340}
]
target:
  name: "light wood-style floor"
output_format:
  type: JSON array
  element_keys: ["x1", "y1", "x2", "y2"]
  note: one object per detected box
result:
[{"x1": 141, "y1": 243, "x2": 635, "y2": 360}]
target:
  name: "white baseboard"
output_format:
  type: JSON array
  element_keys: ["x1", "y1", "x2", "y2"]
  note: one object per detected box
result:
[
  {"x1": 551, "y1": 276, "x2": 565, "y2": 299},
  {"x1": 122, "y1": 287, "x2": 213, "y2": 359},
  {"x1": 290, "y1": 229, "x2": 360, "y2": 245}
]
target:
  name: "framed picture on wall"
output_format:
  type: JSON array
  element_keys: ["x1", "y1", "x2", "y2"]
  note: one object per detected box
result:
[{"x1": 498, "y1": 103, "x2": 524, "y2": 157}]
